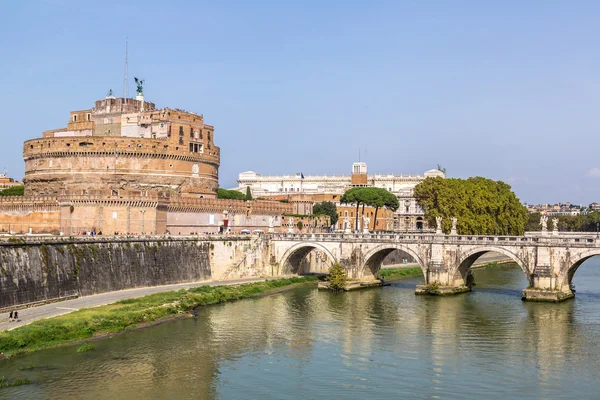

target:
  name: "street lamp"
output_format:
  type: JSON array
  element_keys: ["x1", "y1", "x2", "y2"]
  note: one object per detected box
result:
[
  {"x1": 596, "y1": 222, "x2": 599, "y2": 239},
  {"x1": 141, "y1": 210, "x2": 146, "y2": 235}
]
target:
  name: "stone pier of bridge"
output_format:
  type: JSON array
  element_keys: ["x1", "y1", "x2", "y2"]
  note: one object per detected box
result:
[{"x1": 263, "y1": 231, "x2": 600, "y2": 302}]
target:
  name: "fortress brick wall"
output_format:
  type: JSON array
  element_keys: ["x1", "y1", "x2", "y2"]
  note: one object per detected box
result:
[
  {"x1": 23, "y1": 135, "x2": 220, "y2": 198},
  {"x1": 0, "y1": 197, "x2": 60, "y2": 234}
]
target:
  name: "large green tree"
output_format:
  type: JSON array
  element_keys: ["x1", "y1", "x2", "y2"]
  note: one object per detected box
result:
[
  {"x1": 0, "y1": 185, "x2": 24, "y2": 196},
  {"x1": 340, "y1": 187, "x2": 367, "y2": 232},
  {"x1": 312, "y1": 201, "x2": 338, "y2": 227},
  {"x1": 364, "y1": 188, "x2": 399, "y2": 231},
  {"x1": 340, "y1": 187, "x2": 400, "y2": 232},
  {"x1": 414, "y1": 176, "x2": 527, "y2": 235},
  {"x1": 217, "y1": 188, "x2": 246, "y2": 200}
]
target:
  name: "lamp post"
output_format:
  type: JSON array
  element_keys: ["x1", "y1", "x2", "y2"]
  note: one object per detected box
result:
[
  {"x1": 141, "y1": 210, "x2": 146, "y2": 235},
  {"x1": 596, "y1": 222, "x2": 599, "y2": 239}
]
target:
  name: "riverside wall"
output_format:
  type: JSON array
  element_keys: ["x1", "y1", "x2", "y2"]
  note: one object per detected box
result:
[{"x1": 0, "y1": 236, "x2": 253, "y2": 309}]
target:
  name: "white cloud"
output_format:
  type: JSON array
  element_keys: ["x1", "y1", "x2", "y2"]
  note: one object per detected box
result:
[{"x1": 586, "y1": 168, "x2": 600, "y2": 178}]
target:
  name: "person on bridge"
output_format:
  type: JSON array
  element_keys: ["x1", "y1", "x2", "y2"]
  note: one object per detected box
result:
[
  {"x1": 8, "y1": 311, "x2": 13, "y2": 322},
  {"x1": 13, "y1": 311, "x2": 18, "y2": 321}
]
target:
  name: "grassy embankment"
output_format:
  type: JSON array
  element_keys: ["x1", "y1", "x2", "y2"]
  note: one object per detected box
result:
[
  {"x1": 0, "y1": 277, "x2": 316, "y2": 359},
  {"x1": 378, "y1": 266, "x2": 423, "y2": 280}
]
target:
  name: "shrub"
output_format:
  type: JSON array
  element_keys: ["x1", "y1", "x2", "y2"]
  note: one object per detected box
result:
[{"x1": 326, "y1": 263, "x2": 347, "y2": 291}]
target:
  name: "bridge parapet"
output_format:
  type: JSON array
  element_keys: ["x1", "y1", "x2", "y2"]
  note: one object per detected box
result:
[{"x1": 268, "y1": 232, "x2": 600, "y2": 247}]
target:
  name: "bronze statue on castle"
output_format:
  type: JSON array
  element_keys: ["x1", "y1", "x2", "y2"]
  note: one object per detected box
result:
[{"x1": 134, "y1": 77, "x2": 144, "y2": 95}]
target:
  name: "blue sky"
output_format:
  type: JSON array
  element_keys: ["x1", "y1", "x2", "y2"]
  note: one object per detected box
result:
[{"x1": 1, "y1": 1, "x2": 599, "y2": 204}]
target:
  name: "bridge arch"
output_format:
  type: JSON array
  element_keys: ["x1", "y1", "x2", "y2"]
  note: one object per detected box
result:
[
  {"x1": 279, "y1": 242, "x2": 337, "y2": 275},
  {"x1": 361, "y1": 244, "x2": 426, "y2": 281},
  {"x1": 562, "y1": 249, "x2": 600, "y2": 292},
  {"x1": 453, "y1": 246, "x2": 529, "y2": 287}
]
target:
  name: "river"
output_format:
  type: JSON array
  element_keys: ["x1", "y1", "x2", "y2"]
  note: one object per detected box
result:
[{"x1": 3, "y1": 258, "x2": 600, "y2": 399}]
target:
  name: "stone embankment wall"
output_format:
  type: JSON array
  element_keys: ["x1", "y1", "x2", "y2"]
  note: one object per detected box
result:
[{"x1": 0, "y1": 237, "x2": 253, "y2": 309}]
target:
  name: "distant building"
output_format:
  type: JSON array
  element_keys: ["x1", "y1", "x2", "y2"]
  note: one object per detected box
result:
[
  {"x1": 233, "y1": 162, "x2": 445, "y2": 231},
  {"x1": 0, "y1": 172, "x2": 22, "y2": 190}
]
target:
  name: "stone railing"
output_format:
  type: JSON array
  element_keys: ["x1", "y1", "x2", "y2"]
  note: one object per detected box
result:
[
  {"x1": 267, "y1": 232, "x2": 600, "y2": 247},
  {"x1": 0, "y1": 196, "x2": 58, "y2": 204},
  {"x1": 0, "y1": 233, "x2": 254, "y2": 246}
]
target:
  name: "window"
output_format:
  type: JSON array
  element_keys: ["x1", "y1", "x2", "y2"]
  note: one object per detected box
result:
[
  {"x1": 179, "y1": 126, "x2": 184, "y2": 136},
  {"x1": 199, "y1": 130, "x2": 203, "y2": 139},
  {"x1": 208, "y1": 132, "x2": 211, "y2": 141},
  {"x1": 189, "y1": 143, "x2": 193, "y2": 152},
  {"x1": 190, "y1": 127, "x2": 194, "y2": 138},
  {"x1": 72, "y1": 115, "x2": 77, "y2": 122},
  {"x1": 86, "y1": 113, "x2": 91, "y2": 121}
]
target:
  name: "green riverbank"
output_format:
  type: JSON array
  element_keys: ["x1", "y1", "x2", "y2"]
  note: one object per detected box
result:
[
  {"x1": 379, "y1": 267, "x2": 423, "y2": 281},
  {"x1": 0, "y1": 277, "x2": 317, "y2": 359}
]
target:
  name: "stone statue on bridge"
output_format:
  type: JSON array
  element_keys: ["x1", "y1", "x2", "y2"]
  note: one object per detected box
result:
[
  {"x1": 435, "y1": 216, "x2": 443, "y2": 235},
  {"x1": 344, "y1": 216, "x2": 351, "y2": 234},
  {"x1": 451, "y1": 217, "x2": 457, "y2": 235},
  {"x1": 552, "y1": 218, "x2": 559, "y2": 235},
  {"x1": 362, "y1": 216, "x2": 370, "y2": 234},
  {"x1": 540, "y1": 215, "x2": 548, "y2": 234},
  {"x1": 268, "y1": 216, "x2": 275, "y2": 233},
  {"x1": 288, "y1": 217, "x2": 294, "y2": 234}
]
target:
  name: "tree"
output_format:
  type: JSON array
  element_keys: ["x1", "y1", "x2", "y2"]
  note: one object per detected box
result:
[
  {"x1": 245, "y1": 186, "x2": 253, "y2": 201},
  {"x1": 414, "y1": 176, "x2": 527, "y2": 235},
  {"x1": 340, "y1": 187, "x2": 366, "y2": 232},
  {"x1": 363, "y1": 188, "x2": 399, "y2": 232},
  {"x1": 326, "y1": 263, "x2": 347, "y2": 291},
  {"x1": 297, "y1": 221, "x2": 303, "y2": 230},
  {"x1": 0, "y1": 185, "x2": 24, "y2": 196},
  {"x1": 312, "y1": 201, "x2": 338, "y2": 227},
  {"x1": 217, "y1": 188, "x2": 246, "y2": 200},
  {"x1": 528, "y1": 211, "x2": 600, "y2": 233}
]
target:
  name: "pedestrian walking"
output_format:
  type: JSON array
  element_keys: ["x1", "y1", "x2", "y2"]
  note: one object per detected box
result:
[
  {"x1": 13, "y1": 311, "x2": 18, "y2": 321},
  {"x1": 8, "y1": 311, "x2": 13, "y2": 322}
]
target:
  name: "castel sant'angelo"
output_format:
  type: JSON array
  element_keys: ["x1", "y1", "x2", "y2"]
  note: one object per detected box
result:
[{"x1": 0, "y1": 82, "x2": 293, "y2": 235}]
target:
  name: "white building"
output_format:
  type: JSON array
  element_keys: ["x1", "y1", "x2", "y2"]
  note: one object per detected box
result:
[{"x1": 232, "y1": 162, "x2": 445, "y2": 231}]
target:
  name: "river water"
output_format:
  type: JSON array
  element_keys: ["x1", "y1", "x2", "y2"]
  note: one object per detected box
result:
[{"x1": 3, "y1": 259, "x2": 600, "y2": 399}]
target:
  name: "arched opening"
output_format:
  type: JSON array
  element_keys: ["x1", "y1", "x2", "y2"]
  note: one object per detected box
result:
[
  {"x1": 362, "y1": 245, "x2": 426, "y2": 281},
  {"x1": 416, "y1": 217, "x2": 423, "y2": 230},
  {"x1": 454, "y1": 248, "x2": 529, "y2": 293},
  {"x1": 280, "y1": 244, "x2": 336, "y2": 276},
  {"x1": 565, "y1": 252, "x2": 600, "y2": 296}
]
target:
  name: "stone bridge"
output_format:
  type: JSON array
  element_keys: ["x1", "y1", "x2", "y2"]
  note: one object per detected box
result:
[{"x1": 264, "y1": 232, "x2": 600, "y2": 301}]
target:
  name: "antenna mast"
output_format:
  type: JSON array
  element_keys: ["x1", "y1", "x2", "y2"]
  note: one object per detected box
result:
[{"x1": 123, "y1": 38, "x2": 128, "y2": 99}]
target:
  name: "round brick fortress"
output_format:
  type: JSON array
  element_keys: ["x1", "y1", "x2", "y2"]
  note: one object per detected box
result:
[{"x1": 23, "y1": 136, "x2": 220, "y2": 197}]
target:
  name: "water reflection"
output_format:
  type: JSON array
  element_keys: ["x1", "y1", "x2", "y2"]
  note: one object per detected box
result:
[{"x1": 2, "y1": 260, "x2": 600, "y2": 399}]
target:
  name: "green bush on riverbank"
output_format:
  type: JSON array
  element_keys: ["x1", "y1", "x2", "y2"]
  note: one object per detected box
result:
[
  {"x1": 378, "y1": 267, "x2": 423, "y2": 280},
  {"x1": 0, "y1": 277, "x2": 317, "y2": 358}
]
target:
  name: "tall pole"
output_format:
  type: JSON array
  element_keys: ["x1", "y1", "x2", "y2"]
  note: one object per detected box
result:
[
  {"x1": 114, "y1": 142, "x2": 118, "y2": 197},
  {"x1": 123, "y1": 37, "x2": 128, "y2": 99}
]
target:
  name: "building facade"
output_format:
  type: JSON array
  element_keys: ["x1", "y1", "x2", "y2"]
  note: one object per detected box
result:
[{"x1": 233, "y1": 162, "x2": 445, "y2": 231}]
